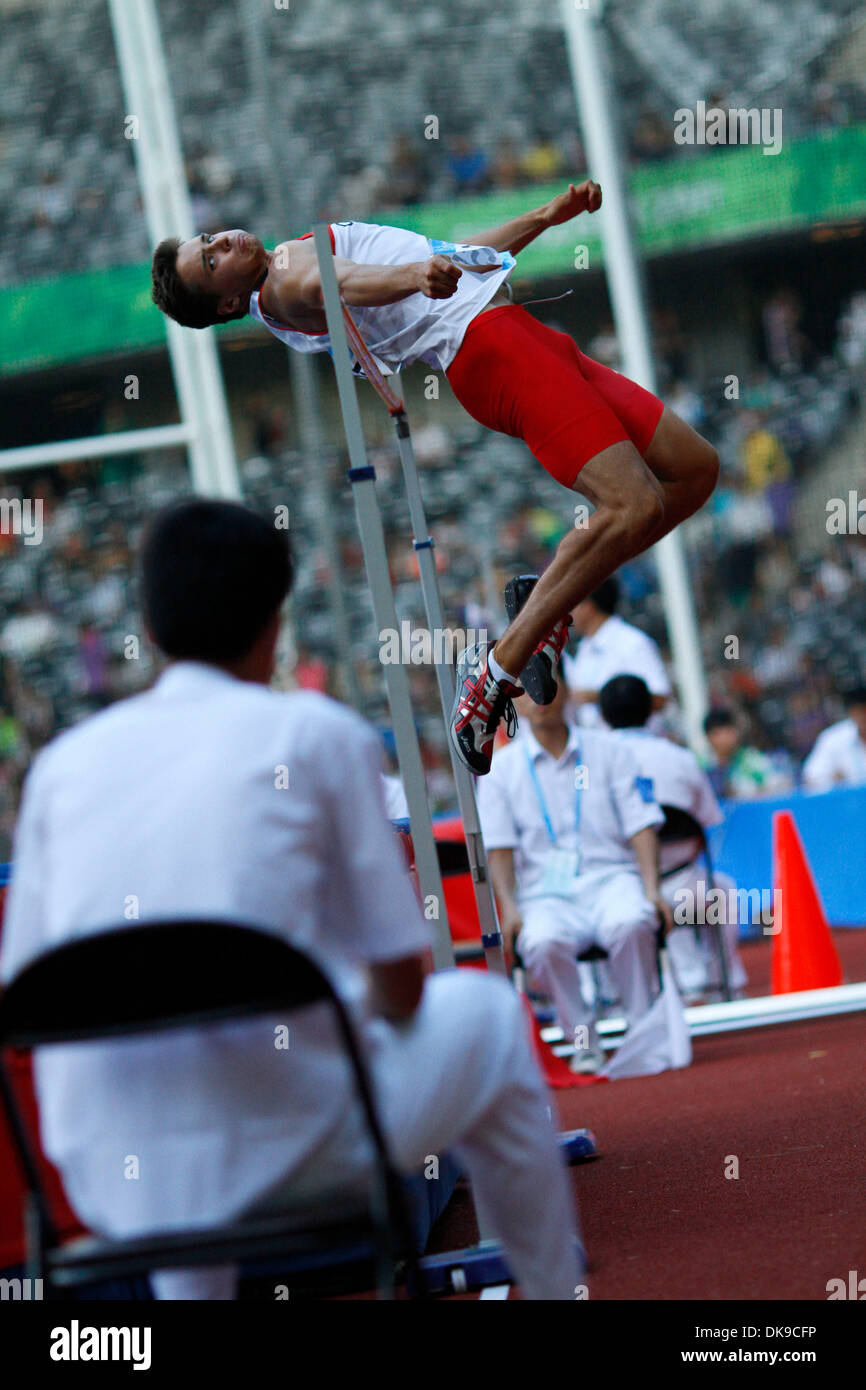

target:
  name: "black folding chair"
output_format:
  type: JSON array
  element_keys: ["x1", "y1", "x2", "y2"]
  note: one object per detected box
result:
[
  {"x1": 0, "y1": 921, "x2": 419, "y2": 1300},
  {"x1": 574, "y1": 914, "x2": 669, "y2": 1020},
  {"x1": 658, "y1": 804, "x2": 733, "y2": 1001}
]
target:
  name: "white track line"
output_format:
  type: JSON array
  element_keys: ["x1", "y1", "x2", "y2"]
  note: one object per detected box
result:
[{"x1": 479, "y1": 1285, "x2": 511, "y2": 1300}]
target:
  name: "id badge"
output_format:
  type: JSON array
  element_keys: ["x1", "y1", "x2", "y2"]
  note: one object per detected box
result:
[
  {"x1": 429, "y1": 238, "x2": 513, "y2": 273},
  {"x1": 539, "y1": 846, "x2": 581, "y2": 897}
]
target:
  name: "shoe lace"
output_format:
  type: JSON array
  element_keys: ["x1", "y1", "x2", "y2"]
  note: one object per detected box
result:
[
  {"x1": 458, "y1": 667, "x2": 519, "y2": 740},
  {"x1": 490, "y1": 685, "x2": 519, "y2": 739}
]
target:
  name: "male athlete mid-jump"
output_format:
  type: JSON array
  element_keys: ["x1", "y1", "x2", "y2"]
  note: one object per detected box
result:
[{"x1": 151, "y1": 180, "x2": 718, "y2": 774}]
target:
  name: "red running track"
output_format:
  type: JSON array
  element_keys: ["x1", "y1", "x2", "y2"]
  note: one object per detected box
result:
[{"x1": 426, "y1": 931, "x2": 866, "y2": 1299}]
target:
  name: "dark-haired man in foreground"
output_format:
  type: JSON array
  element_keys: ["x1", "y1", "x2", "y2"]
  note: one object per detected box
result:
[
  {"x1": 150, "y1": 184, "x2": 718, "y2": 777},
  {"x1": 0, "y1": 499, "x2": 581, "y2": 1300}
]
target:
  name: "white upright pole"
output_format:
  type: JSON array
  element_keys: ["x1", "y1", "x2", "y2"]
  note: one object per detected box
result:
[
  {"x1": 559, "y1": 0, "x2": 709, "y2": 750},
  {"x1": 237, "y1": 0, "x2": 361, "y2": 708},
  {"x1": 108, "y1": 0, "x2": 240, "y2": 500}
]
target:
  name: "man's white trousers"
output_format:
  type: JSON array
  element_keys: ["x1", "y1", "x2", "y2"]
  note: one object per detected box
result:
[
  {"x1": 153, "y1": 970, "x2": 582, "y2": 1301},
  {"x1": 517, "y1": 867, "x2": 659, "y2": 1045}
]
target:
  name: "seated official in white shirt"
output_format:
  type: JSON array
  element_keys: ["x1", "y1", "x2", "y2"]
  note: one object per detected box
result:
[
  {"x1": 599, "y1": 675, "x2": 748, "y2": 1000},
  {"x1": 476, "y1": 668, "x2": 670, "y2": 1075},
  {"x1": 562, "y1": 576, "x2": 672, "y2": 733},
  {"x1": 0, "y1": 499, "x2": 581, "y2": 1302},
  {"x1": 802, "y1": 684, "x2": 866, "y2": 793}
]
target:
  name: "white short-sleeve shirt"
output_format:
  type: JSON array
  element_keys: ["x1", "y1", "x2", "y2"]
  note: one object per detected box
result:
[
  {"x1": 612, "y1": 728, "x2": 722, "y2": 873},
  {"x1": 0, "y1": 663, "x2": 431, "y2": 1237},
  {"x1": 802, "y1": 717, "x2": 866, "y2": 792},
  {"x1": 476, "y1": 721, "x2": 663, "y2": 894},
  {"x1": 563, "y1": 615, "x2": 672, "y2": 731},
  {"x1": 248, "y1": 221, "x2": 515, "y2": 375}
]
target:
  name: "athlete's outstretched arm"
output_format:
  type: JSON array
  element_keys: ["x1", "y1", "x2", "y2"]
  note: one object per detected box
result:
[
  {"x1": 266, "y1": 238, "x2": 463, "y2": 319},
  {"x1": 333, "y1": 255, "x2": 460, "y2": 305},
  {"x1": 464, "y1": 179, "x2": 602, "y2": 256}
]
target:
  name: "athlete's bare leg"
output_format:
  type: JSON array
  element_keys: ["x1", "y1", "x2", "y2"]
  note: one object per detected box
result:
[
  {"x1": 491, "y1": 407, "x2": 718, "y2": 679},
  {"x1": 641, "y1": 406, "x2": 719, "y2": 544},
  {"x1": 492, "y1": 440, "x2": 663, "y2": 677}
]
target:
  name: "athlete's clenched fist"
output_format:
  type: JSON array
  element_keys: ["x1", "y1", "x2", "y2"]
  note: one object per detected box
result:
[
  {"x1": 413, "y1": 255, "x2": 463, "y2": 298},
  {"x1": 544, "y1": 180, "x2": 602, "y2": 226}
]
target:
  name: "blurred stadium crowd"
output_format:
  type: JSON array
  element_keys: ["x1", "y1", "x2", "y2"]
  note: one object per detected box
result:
[{"x1": 2, "y1": 0, "x2": 865, "y2": 285}]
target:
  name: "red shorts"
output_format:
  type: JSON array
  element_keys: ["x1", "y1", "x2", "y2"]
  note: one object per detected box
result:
[{"x1": 446, "y1": 304, "x2": 665, "y2": 488}]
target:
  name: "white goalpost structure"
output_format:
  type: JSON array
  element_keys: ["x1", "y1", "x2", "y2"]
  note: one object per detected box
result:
[{"x1": 105, "y1": 0, "x2": 241, "y2": 500}]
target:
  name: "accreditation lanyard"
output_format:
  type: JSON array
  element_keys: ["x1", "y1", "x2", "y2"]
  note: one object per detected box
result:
[{"x1": 524, "y1": 740, "x2": 582, "y2": 847}]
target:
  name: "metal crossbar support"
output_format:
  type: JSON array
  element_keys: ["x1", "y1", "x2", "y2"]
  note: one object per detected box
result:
[
  {"x1": 312, "y1": 225, "x2": 454, "y2": 971},
  {"x1": 313, "y1": 227, "x2": 507, "y2": 975},
  {"x1": 389, "y1": 416, "x2": 506, "y2": 976}
]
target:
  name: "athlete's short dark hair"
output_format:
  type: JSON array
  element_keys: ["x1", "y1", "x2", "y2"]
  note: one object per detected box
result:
[
  {"x1": 151, "y1": 237, "x2": 247, "y2": 330},
  {"x1": 588, "y1": 576, "x2": 620, "y2": 616},
  {"x1": 843, "y1": 683, "x2": 866, "y2": 708},
  {"x1": 141, "y1": 499, "x2": 292, "y2": 663},
  {"x1": 599, "y1": 673, "x2": 652, "y2": 729},
  {"x1": 703, "y1": 707, "x2": 735, "y2": 735}
]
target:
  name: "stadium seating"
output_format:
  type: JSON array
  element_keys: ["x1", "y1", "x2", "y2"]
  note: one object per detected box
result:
[{"x1": 1, "y1": 0, "x2": 862, "y2": 286}]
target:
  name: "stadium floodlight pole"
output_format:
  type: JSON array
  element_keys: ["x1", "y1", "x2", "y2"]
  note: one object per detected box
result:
[
  {"x1": 559, "y1": 0, "x2": 710, "y2": 752},
  {"x1": 311, "y1": 225, "x2": 456, "y2": 972},
  {"x1": 107, "y1": 0, "x2": 240, "y2": 501},
  {"x1": 312, "y1": 229, "x2": 507, "y2": 977},
  {"x1": 238, "y1": 0, "x2": 361, "y2": 712}
]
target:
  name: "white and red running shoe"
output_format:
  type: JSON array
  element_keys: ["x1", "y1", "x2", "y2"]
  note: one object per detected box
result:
[
  {"x1": 450, "y1": 642, "x2": 521, "y2": 775},
  {"x1": 503, "y1": 574, "x2": 573, "y2": 705},
  {"x1": 523, "y1": 613, "x2": 573, "y2": 705}
]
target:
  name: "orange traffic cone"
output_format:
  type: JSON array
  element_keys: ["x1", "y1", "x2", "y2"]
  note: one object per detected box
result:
[{"x1": 771, "y1": 811, "x2": 843, "y2": 994}]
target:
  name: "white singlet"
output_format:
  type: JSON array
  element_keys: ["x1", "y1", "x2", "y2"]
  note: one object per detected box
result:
[{"x1": 248, "y1": 220, "x2": 516, "y2": 376}]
